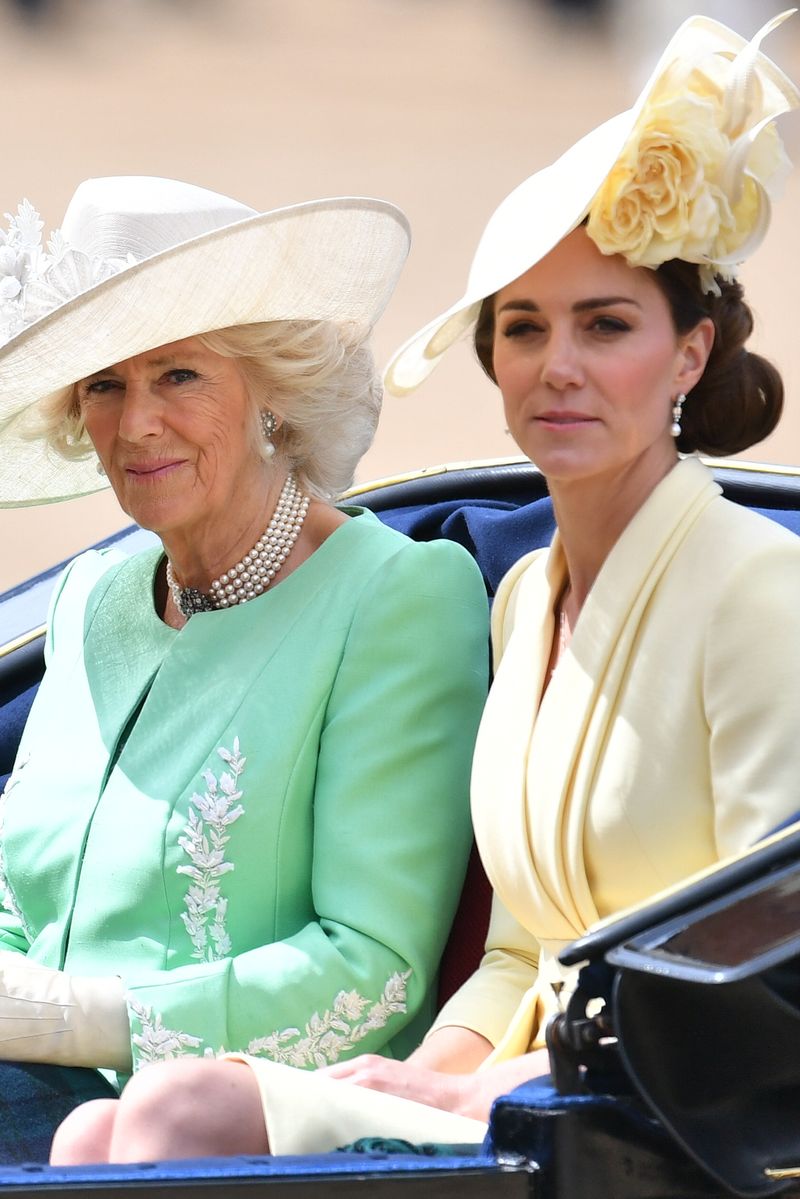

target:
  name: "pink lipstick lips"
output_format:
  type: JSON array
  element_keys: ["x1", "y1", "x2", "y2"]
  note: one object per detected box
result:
[
  {"x1": 125, "y1": 459, "x2": 185, "y2": 479},
  {"x1": 537, "y1": 410, "x2": 596, "y2": 427}
]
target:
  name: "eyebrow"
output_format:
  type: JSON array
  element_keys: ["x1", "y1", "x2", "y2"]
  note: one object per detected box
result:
[
  {"x1": 85, "y1": 353, "x2": 201, "y2": 380},
  {"x1": 145, "y1": 352, "x2": 204, "y2": 366},
  {"x1": 497, "y1": 296, "x2": 642, "y2": 314}
]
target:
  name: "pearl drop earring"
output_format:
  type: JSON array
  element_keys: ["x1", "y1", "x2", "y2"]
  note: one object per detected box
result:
[
  {"x1": 671, "y1": 393, "x2": 686, "y2": 438},
  {"x1": 261, "y1": 409, "x2": 277, "y2": 459}
]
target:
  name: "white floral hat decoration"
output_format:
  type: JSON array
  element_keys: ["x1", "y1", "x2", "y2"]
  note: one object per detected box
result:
[
  {"x1": 385, "y1": 10, "x2": 800, "y2": 396},
  {"x1": 0, "y1": 177, "x2": 411, "y2": 506}
]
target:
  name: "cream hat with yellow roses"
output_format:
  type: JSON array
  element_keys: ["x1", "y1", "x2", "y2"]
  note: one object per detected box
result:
[{"x1": 385, "y1": 11, "x2": 800, "y2": 397}]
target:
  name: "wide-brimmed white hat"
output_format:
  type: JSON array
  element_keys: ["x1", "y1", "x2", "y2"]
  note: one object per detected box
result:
[
  {"x1": 0, "y1": 176, "x2": 410, "y2": 506},
  {"x1": 385, "y1": 11, "x2": 799, "y2": 397}
]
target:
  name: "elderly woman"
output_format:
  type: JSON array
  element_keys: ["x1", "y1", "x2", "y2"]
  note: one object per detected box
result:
[
  {"x1": 51, "y1": 13, "x2": 800, "y2": 1163},
  {"x1": 0, "y1": 176, "x2": 489, "y2": 1159}
]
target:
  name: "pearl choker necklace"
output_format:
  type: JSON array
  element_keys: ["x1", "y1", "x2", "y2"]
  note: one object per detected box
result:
[{"x1": 166, "y1": 473, "x2": 310, "y2": 619}]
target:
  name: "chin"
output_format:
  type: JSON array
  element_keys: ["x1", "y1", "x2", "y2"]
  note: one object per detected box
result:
[
  {"x1": 529, "y1": 450, "x2": 605, "y2": 483},
  {"x1": 121, "y1": 495, "x2": 192, "y2": 536}
]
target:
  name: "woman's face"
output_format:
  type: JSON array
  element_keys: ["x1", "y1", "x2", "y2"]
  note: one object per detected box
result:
[
  {"x1": 491, "y1": 227, "x2": 712, "y2": 489},
  {"x1": 78, "y1": 336, "x2": 266, "y2": 538}
]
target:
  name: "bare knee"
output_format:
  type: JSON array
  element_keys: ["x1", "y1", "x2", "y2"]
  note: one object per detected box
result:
[
  {"x1": 50, "y1": 1098, "x2": 120, "y2": 1165},
  {"x1": 108, "y1": 1059, "x2": 268, "y2": 1161}
]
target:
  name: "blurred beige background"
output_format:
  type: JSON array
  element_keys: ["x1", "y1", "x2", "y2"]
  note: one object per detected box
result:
[{"x1": 1, "y1": 0, "x2": 798, "y2": 592}]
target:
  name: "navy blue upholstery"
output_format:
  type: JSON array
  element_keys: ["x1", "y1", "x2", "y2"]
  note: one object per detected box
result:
[
  {"x1": 0, "y1": 684, "x2": 37, "y2": 792},
  {"x1": 486, "y1": 1078, "x2": 730, "y2": 1198},
  {"x1": 379, "y1": 497, "x2": 556, "y2": 598},
  {"x1": 752, "y1": 505, "x2": 800, "y2": 535},
  {"x1": 0, "y1": 1150, "x2": 507, "y2": 1191},
  {"x1": 378, "y1": 494, "x2": 800, "y2": 597},
  {"x1": 0, "y1": 1062, "x2": 115, "y2": 1165}
]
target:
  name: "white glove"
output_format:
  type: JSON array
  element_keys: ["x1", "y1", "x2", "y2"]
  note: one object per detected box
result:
[{"x1": 0, "y1": 951, "x2": 132, "y2": 1073}]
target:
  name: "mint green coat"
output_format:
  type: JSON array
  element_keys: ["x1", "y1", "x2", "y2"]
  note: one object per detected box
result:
[{"x1": 0, "y1": 511, "x2": 488, "y2": 1082}]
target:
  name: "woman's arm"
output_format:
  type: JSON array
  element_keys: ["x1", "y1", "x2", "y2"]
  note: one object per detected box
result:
[
  {"x1": 322, "y1": 887, "x2": 548, "y2": 1118},
  {"x1": 123, "y1": 539, "x2": 490, "y2": 1072},
  {"x1": 0, "y1": 549, "x2": 123, "y2": 959},
  {"x1": 705, "y1": 536, "x2": 800, "y2": 854},
  {"x1": 0, "y1": 908, "x2": 29, "y2": 955},
  {"x1": 325, "y1": 1041, "x2": 551, "y2": 1122},
  {"x1": 408, "y1": 1025, "x2": 494, "y2": 1072},
  {"x1": 424, "y1": 887, "x2": 542, "y2": 1055},
  {"x1": 0, "y1": 768, "x2": 31, "y2": 955}
]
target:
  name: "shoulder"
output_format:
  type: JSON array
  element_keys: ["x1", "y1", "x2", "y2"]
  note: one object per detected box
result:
[
  {"x1": 491, "y1": 547, "x2": 549, "y2": 660},
  {"x1": 46, "y1": 545, "x2": 158, "y2": 661},
  {"x1": 341, "y1": 508, "x2": 488, "y2": 603},
  {"x1": 46, "y1": 548, "x2": 127, "y2": 656},
  {"x1": 685, "y1": 495, "x2": 800, "y2": 601},
  {"x1": 679, "y1": 499, "x2": 800, "y2": 666},
  {"x1": 327, "y1": 514, "x2": 488, "y2": 659},
  {"x1": 698, "y1": 493, "x2": 800, "y2": 552},
  {"x1": 51, "y1": 546, "x2": 126, "y2": 603}
]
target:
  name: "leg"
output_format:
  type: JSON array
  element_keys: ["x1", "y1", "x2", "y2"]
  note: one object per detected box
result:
[
  {"x1": 108, "y1": 1058, "x2": 268, "y2": 1161},
  {"x1": 50, "y1": 1098, "x2": 119, "y2": 1164}
]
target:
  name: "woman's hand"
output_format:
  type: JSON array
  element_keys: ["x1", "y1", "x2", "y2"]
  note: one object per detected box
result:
[
  {"x1": 324, "y1": 1045, "x2": 552, "y2": 1122},
  {"x1": 321, "y1": 1025, "x2": 496, "y2": 1117},
  {"x1": 324, "y1": 1055, "x2": 470, "y2": 1115}
]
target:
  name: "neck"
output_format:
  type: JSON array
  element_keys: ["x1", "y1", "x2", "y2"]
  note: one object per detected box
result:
[
  {"x1": 549, "y1": 448, "x2": 678, "y2": 614},
  {"x1": 163, "y1": 470, "x2": 288, "y2": 592}
]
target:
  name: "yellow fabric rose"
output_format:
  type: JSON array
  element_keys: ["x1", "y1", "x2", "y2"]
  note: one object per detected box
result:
[
  {"x1": 588, "y1": 93, "x2": 730, "y2": 267},
  {"x1": 586, "y1": 47, "x2": 793, "y2": 286},
  {"x1": 714, "y1": 122, "x2": 791, "y2": 261}
]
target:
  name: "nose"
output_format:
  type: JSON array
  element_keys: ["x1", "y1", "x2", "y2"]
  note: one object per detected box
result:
[
  {"x1": 117, "y1": 381, "x2": 165, "y2": 443},
  {"x1": 540, "y1": 328, "x2": 584, "y2": 390}
]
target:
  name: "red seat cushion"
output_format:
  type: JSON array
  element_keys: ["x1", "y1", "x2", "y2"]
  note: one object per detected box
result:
[{"x1": 437, "y1": 842, "x2": 493, "y2": 1008}]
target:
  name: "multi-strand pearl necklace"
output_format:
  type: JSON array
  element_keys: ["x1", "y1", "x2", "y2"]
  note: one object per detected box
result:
[{"x1": 166, "y1": 473, "x2": 310, "y2": 619}]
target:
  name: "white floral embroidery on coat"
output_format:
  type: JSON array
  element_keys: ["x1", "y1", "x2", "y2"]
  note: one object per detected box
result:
[
  {"x1": 129, "y1": 997, "x2": 204, "y2": 1067},
  {"x1": 0, "y1": 754, "x2": 31, "y2": 936},
  {"x1": 177, "y1": 739, "x2": 245, "y2": 962},
  {"x1": 245, "y1": 969, "x2": 412, "y2": 1068}
]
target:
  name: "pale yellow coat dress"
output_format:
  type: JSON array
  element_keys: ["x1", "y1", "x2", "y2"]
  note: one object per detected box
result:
[{"x1": 237, "y1": 457, "x2": 800, "y2": 1151}]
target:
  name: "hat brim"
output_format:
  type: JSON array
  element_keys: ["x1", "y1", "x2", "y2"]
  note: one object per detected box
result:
[
  {"x1": 385, "y1": 111, "x2": 633, "y2": 396},
  {"x1": 384, "y1": 13, "x2": 799, "y2": 397},
  {"x1": 0, "y1": 196, "x2": 410, "y2": 507}
]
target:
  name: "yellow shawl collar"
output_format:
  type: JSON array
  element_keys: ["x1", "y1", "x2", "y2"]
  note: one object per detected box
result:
[{"x1": 471, "y1": 457, "x2": 721, "y2": 952}]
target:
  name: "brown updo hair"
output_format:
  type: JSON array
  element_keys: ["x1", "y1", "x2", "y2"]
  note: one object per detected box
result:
[
  {"x1": 650, "y1": 261, "x2": 782, "y2": 455},
  {"x1": 473, "y1": 256, "x2": 783, "y2": 457}
]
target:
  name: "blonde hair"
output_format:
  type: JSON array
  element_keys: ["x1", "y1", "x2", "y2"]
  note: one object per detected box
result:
[{"x1": 34, "y1": 320, "x2": 382, "y2": 500}]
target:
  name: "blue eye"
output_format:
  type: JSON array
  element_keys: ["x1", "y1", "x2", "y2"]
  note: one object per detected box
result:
[
  {"x1": 165, "y1": 369, "x2": 198, "y2": 384},
  {"x1": 82, "y1": 378, "x2": 120, "y2": 396}
]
